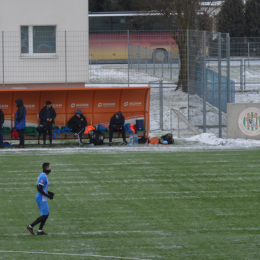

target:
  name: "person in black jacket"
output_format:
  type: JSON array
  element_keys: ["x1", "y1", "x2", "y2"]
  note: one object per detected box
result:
[
  {"x1": 109, "y1": 111, "x2": 127, "y2": 146},
  {"x1": 68, "y1": 110, "x2": 87, "y2": 146},
  {"x1": 0, "y1": 108, "x2": 4, "y2": 148},
  {"x1": 38, "y1": 101, "x2": 56, "y2": 147}
]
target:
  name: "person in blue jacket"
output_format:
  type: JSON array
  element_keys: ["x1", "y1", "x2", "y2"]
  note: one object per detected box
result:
[
  {"x1": 38, "y1": 101, "x2": 56, "y2": 147},
  {"x1": 15, "y1": 99, "x2": 26, "y2": 148}
]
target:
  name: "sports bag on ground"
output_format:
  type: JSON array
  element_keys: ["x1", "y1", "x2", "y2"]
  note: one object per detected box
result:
[
  {"x1": 160, "y1": 133, "x2": 174, "y2": 144},
  {"x1": 88, "y1": 130, "x2": 105, "y2": 145}
]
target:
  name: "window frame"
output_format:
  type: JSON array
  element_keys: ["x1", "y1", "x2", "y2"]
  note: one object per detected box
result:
[{"x1": 20, "y1": 25, "x2": 57, "y2": 58}]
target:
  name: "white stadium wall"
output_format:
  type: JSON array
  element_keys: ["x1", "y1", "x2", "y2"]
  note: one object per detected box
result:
[{"x1": 0, "y1": 0, "x2": 89, "y2": 85}]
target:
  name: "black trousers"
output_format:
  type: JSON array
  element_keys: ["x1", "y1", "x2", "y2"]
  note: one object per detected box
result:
[
  {"x1": 43, "y1": 122, "x2": 53, "y2": 143},
  {"x1": 30, "y1": 214, "x2": 49, "y2": 230},
  {"x1": 109, "y1": 125, "x2": 126, "y2": 142},
  {"x1": 72, "y1": 126, "x2": 85, "y2": 144},
  {"x1": 17, "y1": 129, "x2": 24, "y2": 146}
]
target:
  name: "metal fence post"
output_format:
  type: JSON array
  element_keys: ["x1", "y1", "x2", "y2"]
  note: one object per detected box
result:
[
  {"x1": 213, "y1": 70, "x2": 215, "y2": 105},
  {"x1": 227, "y1": 33, "x2": 230, "y2": 104},
  {"x1": 178, "y1": 54, "x2": 181, "y2": 75},
  {"x1": 240, "y1": 59, "x2": 242, "y2": 91},
  {"x1": 218, "y1": 32, "x2": 222, "y2": 138},
  {"x1": 145, "y1": 47, "x2": 147, "y2": 73},
  {"x1": 127, "y1": 30, "x2": 130, "y2": 87},
  {"x1": 168, "y1": 43, "x2": 170, "y2": 68},
  {"x1": 170, "y1": 52, "x2": 172, "y2": 80},
  {"x1": 138, "y1": 45, "x2": 140, "y2": 71},
  {"x1": 159, "y1": 80, "x2": 163, "y2": 130},
  {"x1": 203, "y1": 31, "x2": 206, "y2": 133},
  {"x1": 131, "y1": 44, "x2": 133, "y2": 69},
  {"x1": 65, "y1": 30, "x2": 67, "y2": 88},
  {"x1": 2, "y1": 31, "x2": 4, "y2": 89},
  {"x1": 244, "y1": 59, "x2": 246, "y2": 91},
  {"x1": 187, "y1": 30, "x2": 189, "y2": 121},
  {"x1": 162, "y1": 51, "x2": 164, "y2": 78},
  {"x1": 248, "y1": 42, "x2": 250, "y2": 60},
  {"x1": 153, "y1": 51, "x2": 155, "y2": 75}
]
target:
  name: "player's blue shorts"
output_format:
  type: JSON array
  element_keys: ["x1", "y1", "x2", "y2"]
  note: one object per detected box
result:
[{"x1": 36, "y1": 199, "x2": 49, "y2": 216}]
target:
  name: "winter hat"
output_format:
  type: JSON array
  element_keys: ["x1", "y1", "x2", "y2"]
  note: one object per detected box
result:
[
  {"x1": 76, "y1": 109, "x2": 82, "y2": 114},
  {"x1": 116, "y1": 111, "x2": 122, "y2": 117},
  {"x1": 46, "y1": 101, "x2": 52, "y2": 105},
  {"x1": 15, "y1": 99, "x2": 23, "y2": 107}
]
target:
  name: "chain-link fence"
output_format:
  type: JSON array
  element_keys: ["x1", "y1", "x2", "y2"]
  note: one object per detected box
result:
[
  {"x1": 148, "y1": 81, "x2": 191, "y2": 136},
  {"x1": 89, "y1": 30, "x2": 179, "y2": 84},
  {"x1": 188, "y1": 31, "x2": 234, "y2": 138},
  {"x1": 0, "y1": 31, "x2": 88, "y2": 88},
  {"x1": 130, "y1": 45, "x2": 180, "y2": 82},
  {"x1": 207, "y1": 37, "x2": 260, "y2": 90},
  {"x1": 0, "y1": 30, "x2": 257, "y2": 91}
]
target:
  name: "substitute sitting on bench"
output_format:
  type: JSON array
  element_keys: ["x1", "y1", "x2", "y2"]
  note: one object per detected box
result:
[
  {"x1": 68, "y1": 110, "x2": 87, "y2": 146},
  {"x1": 109, "y1": 111, "x2": 127, "y2": 146}
]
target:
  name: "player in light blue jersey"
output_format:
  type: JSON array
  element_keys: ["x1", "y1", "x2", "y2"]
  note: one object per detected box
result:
[{"x1": 27, "y1": 162, "x2": 54, "y2": 235}]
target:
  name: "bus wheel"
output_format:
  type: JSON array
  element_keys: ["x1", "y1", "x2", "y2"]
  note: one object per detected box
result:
[{"x1": 152, "y1": 49, "x2": 168, "y2": 63}]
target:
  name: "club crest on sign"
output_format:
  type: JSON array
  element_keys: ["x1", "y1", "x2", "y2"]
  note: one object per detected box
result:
[{"x1": 238, "y1": 107, "x2": 260, "y2": 136}]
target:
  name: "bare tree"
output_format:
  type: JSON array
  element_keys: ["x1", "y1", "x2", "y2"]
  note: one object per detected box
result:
[{"x1": 132, "y1": 0, "x2": 215, "y2": 92}]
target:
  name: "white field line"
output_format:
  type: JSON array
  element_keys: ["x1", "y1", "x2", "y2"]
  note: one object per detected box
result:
[
  {"x1": 3, "y1": 231, "x2": 169, "y2": 236},
  {"x1": 22, "y1": 194, "x2": 255, "y2": 201},
  {"x1": 0, "y1": 251, "x2": 151, "y2": 260}
]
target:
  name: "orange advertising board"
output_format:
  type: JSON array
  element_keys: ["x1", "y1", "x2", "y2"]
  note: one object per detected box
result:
[
  {"x1": 13, "y1": 91, "x2": 40, "y2": 114},
  {"x1": 93, "y1": 89, "x2": 120, "y2": 113},
  {"x1": 0, "y1": 92, "x2": 12, "y2": 114},
  {"x1": 93, "y1": 113, "x2": 115, "y2": 125},
  {"x1": 120, "y1": 89, "x2": 146, "y2": 112},
  {"x1": 40, "y1": 91, "x2": 66, "y2": 114},
  {"x1": 66, "y1": 90, "x2": 93, "y2": 114}
]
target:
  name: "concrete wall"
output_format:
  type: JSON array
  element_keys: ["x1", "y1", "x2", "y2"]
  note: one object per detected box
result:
[
  {"x1": 0, "y1": 0, "x2": 89, "y2": 84},
  {"x1": 227, "y1": 103, "x2": 260, "y2": 139},
  {"x1": 0, "y1": 0, "x2": 88, "y2": 31}
]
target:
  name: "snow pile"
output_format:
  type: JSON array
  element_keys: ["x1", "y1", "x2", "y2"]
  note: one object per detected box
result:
[{"x1": 187, "y1": 133, "x2": 260, "y2": 148}]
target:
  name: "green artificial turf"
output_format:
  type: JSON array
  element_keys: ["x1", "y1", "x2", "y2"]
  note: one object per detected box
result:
[{"x1": 0, "y1": 149, "x2": 260, "y2": 260}]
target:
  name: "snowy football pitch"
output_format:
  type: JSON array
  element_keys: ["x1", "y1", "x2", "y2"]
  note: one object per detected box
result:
[{"x1": 0, "y1": 149, "x2": 260, "y2": 260}]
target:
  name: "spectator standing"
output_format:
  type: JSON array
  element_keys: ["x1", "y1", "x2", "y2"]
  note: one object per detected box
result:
[
  {"x1": 0, "y1": 108, "x2": 4, "y2": 148},
  {"x1": 15, "y1": 99, "x2": 26, "y2": 148},
  {"x1": 68, "y1": 110, "x2": 87, "y2": 146},
  {"x1": 109, "y1": 111, "x2": 127, "y2": 146},
  {"x1": 39, "y1": 101, "x2": 56, "y2": 147}
]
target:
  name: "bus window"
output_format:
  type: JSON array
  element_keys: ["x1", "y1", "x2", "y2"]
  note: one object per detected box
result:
[{"x1": 89, "y1": 15, "x2": 177, "y2": 31}]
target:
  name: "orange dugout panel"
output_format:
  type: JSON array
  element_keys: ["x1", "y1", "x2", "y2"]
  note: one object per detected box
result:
[{"x1": 0, "y1": 87, "x2": 151, "y2": 136}]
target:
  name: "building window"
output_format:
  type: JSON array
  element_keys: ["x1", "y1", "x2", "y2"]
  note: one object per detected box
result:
[{"x1": 21, "y1": 26, "x2": 56, "y2": 54}]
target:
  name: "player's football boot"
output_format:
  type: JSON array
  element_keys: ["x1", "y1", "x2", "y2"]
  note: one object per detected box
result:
[
  {"x1": 27, "y1": 225, "x2": 34, "y2": 235},
  {"x1": 37, "y1": 231, "x2": 48, "y2": 235}
]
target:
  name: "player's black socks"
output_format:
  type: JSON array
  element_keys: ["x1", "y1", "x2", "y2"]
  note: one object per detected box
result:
[
  {"x1": 30, "y1": 216, "x2": 44, "y2": 227},
  {"x1": 30, "y1": 215, "x2": 48, "y2": 228},
  {"x1": 39, "y1": 215, "x2": 49, "y2": 230}
]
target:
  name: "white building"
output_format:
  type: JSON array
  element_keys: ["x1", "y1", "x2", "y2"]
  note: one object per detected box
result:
[
  {"x1": 0, "y1": 0, "x2": 89, "y2": 88},
  {"x1": 200, "y1": 1, "x2": 223, "y2": 32}
]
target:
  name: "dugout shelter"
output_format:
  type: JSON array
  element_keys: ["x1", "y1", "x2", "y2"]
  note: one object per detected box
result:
[{"x1": 0, "y1": 87, "x2": 150, "y2": 141}]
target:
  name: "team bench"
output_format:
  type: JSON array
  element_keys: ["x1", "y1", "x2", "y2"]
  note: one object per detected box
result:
[{"x1": 2, "y1": 126, "x2": 147, "y2": 145}]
